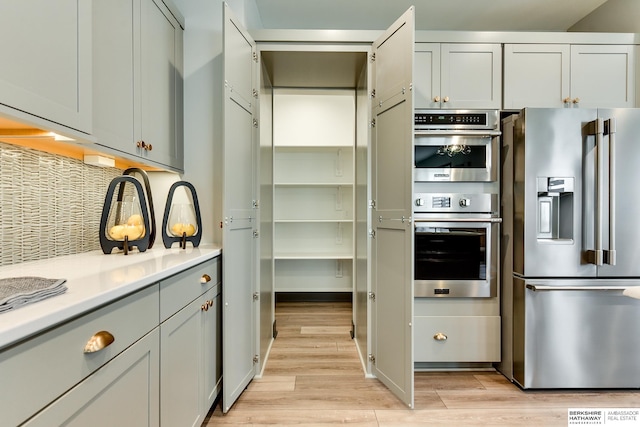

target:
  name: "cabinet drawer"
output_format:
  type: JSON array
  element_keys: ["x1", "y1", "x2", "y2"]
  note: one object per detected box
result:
[
  {"x1": 414, "y1": 316, "x2": 500, "y2": 363},
  {"x1": 0, "y1": 284, "x2": 159, "y2": 427},
  {"x1": 24, "y1": 328, "x2": 160, "y2": 427},
  {"x1": 160, "y1": 257, "x2": 221, "y2": 322}
]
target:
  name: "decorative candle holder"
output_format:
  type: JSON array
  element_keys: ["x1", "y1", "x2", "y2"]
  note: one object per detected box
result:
[
  {"x1": 121, "y1": 168, "x2": 156, "y2": 249},
  {"x1": 162, "y1": 181, "x2": 202, "y2": 249},
  {"x1": 100, "y1": 176, "x2": 151, "y2": 255}
]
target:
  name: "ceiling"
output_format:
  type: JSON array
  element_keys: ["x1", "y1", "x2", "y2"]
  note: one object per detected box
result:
[{"x1": 253, "y1": 0, "x2": 610, "y2": 31}]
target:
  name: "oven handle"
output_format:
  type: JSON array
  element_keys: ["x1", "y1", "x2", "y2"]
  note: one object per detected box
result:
[
  {"x1": 414, "y1": 130, "x2": 501, "y2": 137},
  {"x1": 414, "y1": 217, "x2": 502, "y2": 224}
]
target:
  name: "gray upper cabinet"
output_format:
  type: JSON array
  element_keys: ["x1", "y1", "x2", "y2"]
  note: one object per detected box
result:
[
  {"x1": 414, "y1": 43, "x2": 502, "y2": 110},
  {"x1": 504, "y1": 44, "x2": 636, "y2": 109},
  {"x1": 0, "y1": 0, "x2": 92, "y2": 134},
  {"x1": 93, "y1": 0, "x2": 184, "y2": 172}
]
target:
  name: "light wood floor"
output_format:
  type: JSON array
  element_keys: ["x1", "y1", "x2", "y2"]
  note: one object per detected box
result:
[{"x1": 206, "y1": 301, "x2": 640, "y2": 426}]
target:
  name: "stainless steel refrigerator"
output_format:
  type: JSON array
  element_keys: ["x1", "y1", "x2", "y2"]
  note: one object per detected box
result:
[{"x1": 501, "y1": 108, "x2": 640, "y2": 389}]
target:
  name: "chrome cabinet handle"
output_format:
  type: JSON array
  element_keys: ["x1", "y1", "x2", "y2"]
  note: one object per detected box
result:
[
  {"x1": 433, "y1": 332, "x2": 448, "y2": 341},
  {"x1": 84, "y1": 331, "x2": 115, "y2": 354}
]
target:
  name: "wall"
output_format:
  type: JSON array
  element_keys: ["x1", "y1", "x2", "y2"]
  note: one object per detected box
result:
[
  {"x1": 569, "y1": 0, "x2": 640, "y2": 32},
  {"x1": 0, "y1": 142, "x2": 122, "y2": 267}
]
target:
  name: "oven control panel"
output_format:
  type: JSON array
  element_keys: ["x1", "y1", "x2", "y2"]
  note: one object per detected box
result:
[
  {"x1": 414, "y1": 109, "x2": 499, "y2": 130},
  {"x1": 414, "y1": 193, "x2": 498, "y2": 214}
]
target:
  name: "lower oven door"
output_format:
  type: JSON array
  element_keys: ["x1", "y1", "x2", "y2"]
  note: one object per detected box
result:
[{"x1": 414, "y1": 219, "x2": 500, "y2": 297}]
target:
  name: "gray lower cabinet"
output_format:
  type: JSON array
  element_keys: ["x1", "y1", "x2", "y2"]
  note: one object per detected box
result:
[
  {"x1": 0, "y1": 256, "x2": 221, "y2": 426},
  {"x1": 23, "y1": 329, "x2": 160, "y2": 427},
  {"x1": 160, "y1": 286, "x2": 221, "y2": 427},
  {"x1": 160, "y1": 257, "x2": 222, "y2": 427}
]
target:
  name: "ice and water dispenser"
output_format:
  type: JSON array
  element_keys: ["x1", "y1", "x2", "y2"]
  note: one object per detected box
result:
[{"x1": 537, "y1": 177, "x2": 574, "y2": 240}]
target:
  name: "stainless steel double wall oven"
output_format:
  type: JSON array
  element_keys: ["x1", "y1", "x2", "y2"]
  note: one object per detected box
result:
[{"x1": 413, "y1": 110, "x2": 501, "y2": 298}]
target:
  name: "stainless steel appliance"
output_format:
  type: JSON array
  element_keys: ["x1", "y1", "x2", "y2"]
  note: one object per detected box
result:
[
  {"x1": 501, "y1": 108, "x2": 640, "y2": 389},
  {"x1": 414, "y1": 192, "x2": 500, "y2": 297},
  {"x1": 414, "y1": 110, "x2": 500, "y2": 182}
]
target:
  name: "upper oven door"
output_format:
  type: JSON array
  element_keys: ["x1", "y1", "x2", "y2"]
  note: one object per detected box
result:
[{"x1": 414, "y1": 131, "x2": 500, "y2": 182}]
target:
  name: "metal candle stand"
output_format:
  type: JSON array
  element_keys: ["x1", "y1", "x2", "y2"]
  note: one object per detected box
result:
[
  {"x1": 162, "y1": 181, "x2": 202, "y2": 249},
  {"x1": 99, "y1": 176, "x2": 152, "y2": 255}
]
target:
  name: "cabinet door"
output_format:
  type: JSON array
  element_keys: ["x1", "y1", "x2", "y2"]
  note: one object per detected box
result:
[
  {"x1": 140, "y1": 0, "x2": 184, "y2": 170},
  {"x1": 503, "y1": 44, "x2": 570, "y2": 109},
  {"x1": 24, "y1": 329, "x2": 160, "y2": 427},
  {"x1": 570, "y1": 45, "x2": 636, "y2": 108},
  {"x1": 160, "y1": 295, "x2": 204, "y2": 427},
  {"x1": 370, "y1": 6, "x2": 414, "y2": 409},
  {"x1": 414, "y1": 43, "x2": 441, "y2": 109},
  {"x1": 222, "y1": 3, "x2": 258, "y2": 413},
  {"x1": 203, "y1": 287, "x2": 222, "y2": 411},
  {"x1": 93, "y1": 0, "x2": 137, "y2": 156},
  {"x1": 0, "y1": 0, "x2": 91, "y2": 133},
  {"x1": 440, "y1": 43, "x2": 502, "y2": 109}
]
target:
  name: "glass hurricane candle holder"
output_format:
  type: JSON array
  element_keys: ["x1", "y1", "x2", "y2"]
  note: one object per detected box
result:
[
  {"x1": 162, "y1": 181, "x2": 202, "y2": 249},
  {"x1": 100, "y1": 176, "x2": 151, "y2": 255}
]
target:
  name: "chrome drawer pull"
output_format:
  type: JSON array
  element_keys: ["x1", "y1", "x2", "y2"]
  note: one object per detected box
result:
[
  {"x1": 200, "y1": 274, "x2": 211, "y2": 284},
  {"x1": 433, "y1": 332, "x2": 448, "y2": 341},
  {"x1": 84, "y1": 331, "x2": 115, "y2": 353}
]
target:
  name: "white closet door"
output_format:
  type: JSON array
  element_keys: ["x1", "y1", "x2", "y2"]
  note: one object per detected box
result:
[
  {"x1": 222, "y1": 3, "x2": 258, "y2": 413},
  {"x1": 370, "y1": 6, "x2": 414, "y2": 409}
]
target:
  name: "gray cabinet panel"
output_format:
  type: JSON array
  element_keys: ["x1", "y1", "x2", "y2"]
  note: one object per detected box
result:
[
  {"x1": 370, "y1": 7, "x2": 414, "y2": 409},
  {"x1": 24, "y1": 329, "x2": 160, "y2": 427},
  {"x1": 0, "y1": 0, "x2": 91, "y2": 133},
  {"x1": 93, "y1": 0, "x2": 184, "y2": 171},
  {"x1": 222, "y1": 3, "x2": 258, "y2": 413}
]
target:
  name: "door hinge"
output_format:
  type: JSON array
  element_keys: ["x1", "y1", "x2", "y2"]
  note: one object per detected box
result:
[
  {"x1": 409, "y1": 82, "x2": 413, "y2": 92},
  {"x1": 369, "y1": 199, "x2": 376, "y2": 208},
  {"x1": 368, "y1": 229, "x2": 376, "y2": 239},
  {"x1": 368, "y1": 291, "x2": 376, "y2": 301},
  {"x1": 253, "y1": 230, "x2": 259, "y2": 238},
  {"x1": 368, "y1": 353, "x2": 376, "y2": 364},
  {"x1": 253, "y1": 354, "x2": 260, "y2": 364},
  {"x1": 370, "y1": 118, "x2": 376, "y2": 128},
  {"x1": 253, "y1": 118, "x2": 258, "y2": 128},
  {"x1": 252, "y1": 88, "x2": 258, "y2": 98},
  {"x1": 371, "y1": 89, "x2": 376, "y2": 99},
  {"x1": 253, "y1": 292, "x2": 259, "y2": 301},
  {"x1": 252, "y1": 51, "x2": 258, "y2": 62},
  {"x1": 252, "y1": 199, "x2": 260, "y2": 208},
  {"x1": 370, "y1": 52, "x2": 376, "y2": 62}
]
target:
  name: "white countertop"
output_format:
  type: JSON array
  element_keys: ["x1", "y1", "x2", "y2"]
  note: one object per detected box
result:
[{"x1": 0, "y1": 245, "x2": 222, "y2": 350}]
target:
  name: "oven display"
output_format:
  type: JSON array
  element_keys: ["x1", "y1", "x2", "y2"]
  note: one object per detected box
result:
[{"x1": 415, "y1": 113, "x2": 487, "y2": 126}]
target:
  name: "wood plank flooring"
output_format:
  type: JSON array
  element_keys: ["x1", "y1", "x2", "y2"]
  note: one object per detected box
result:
[{"x1": 205, "y1": 302, "x2": 640, "y2": 426}]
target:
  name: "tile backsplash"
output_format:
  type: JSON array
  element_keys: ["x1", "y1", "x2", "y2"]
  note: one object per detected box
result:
[{"x1": 0, "y1": 142, "x2": 123, "y2": 267}]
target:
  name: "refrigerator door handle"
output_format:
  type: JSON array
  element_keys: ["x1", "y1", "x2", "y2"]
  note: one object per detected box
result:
[
  {"x1": 604, "y1": 118, "x2": 616, "y2": 265},
  {"x1": 585, "y1": 118, "x2": 604, "y2": 265},
  {"x1": 526, "y1": 284, "x2": 629, "y2": 292}
]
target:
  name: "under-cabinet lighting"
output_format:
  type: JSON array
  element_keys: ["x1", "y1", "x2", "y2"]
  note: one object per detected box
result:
[
  {"x1": 84, "y1": 154, "x2": 115, "y2": 168},
  {"x1": 49, "y1": 132, "x2": 75, "y2": 142}
]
